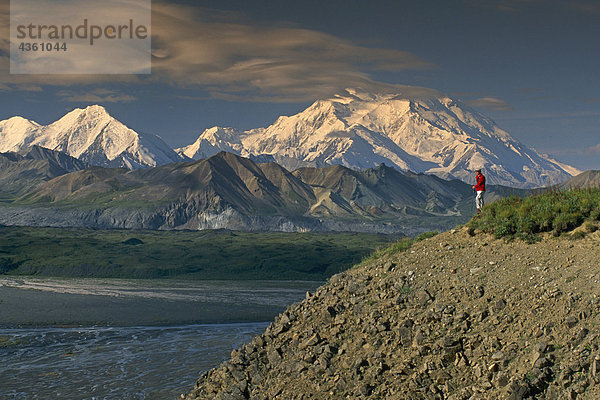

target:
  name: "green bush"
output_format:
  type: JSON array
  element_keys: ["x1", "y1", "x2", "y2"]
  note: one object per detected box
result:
[
  {"x1": 469, "y1": 188, "x2": 600, "y2": 241},
  {"x1": 495, "y1": 217, "x2": 518, "y2": 238},
  {"x1": 552, "y1": 212, "x2": 582, "y2": 235},
  {"x1": 591, "y1": 205, "x2": 600, "y2": 221}
]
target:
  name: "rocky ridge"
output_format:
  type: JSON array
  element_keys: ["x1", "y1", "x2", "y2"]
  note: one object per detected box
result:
[{"x1": 184, "y1": 227, "x2": 600, "y2": 399}]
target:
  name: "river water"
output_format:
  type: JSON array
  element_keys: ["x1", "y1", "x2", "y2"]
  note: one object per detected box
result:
[{"x1": 0, "y1": 277, "x2": 322, "y2": 399}]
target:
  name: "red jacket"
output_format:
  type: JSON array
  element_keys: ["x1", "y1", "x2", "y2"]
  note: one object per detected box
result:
[{"x1": 475, "y1": 173, "x2": 486, "y2": 191}]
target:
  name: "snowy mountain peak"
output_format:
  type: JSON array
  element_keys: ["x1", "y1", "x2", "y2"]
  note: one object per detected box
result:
[
  {"x1": 176, "y1": 126, "x2": 244, "y2": 160},
  {"x1": 0, "y1": 117, "x2": 41, "y2": 153},
  {"x1": 182, "y1": 87, "x2": 579, "y2": 188},
  {"x1": 0, "y1": 88, "x2": 581, "y2": 188},
  {"x1": 0, "y1": 116, "x2": 40, "y2": 133},
  {"x1": 71, "y1": 104, "x2": 111, "y2": 117},
  {"x1": 3, "y1": 115, "x2": 40, "y2": 126},
  {"x1": 0, "y1": 105, "x2": 182, "y2": 169},
  {"x1": 203, "y1": 126, "x2": 241, "y2": 141},
  {"x1": 53, "y1": 105, "x2": 113, "y2": 128}
]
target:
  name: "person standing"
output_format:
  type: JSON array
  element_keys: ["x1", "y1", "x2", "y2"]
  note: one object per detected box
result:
[{"x1": 472, "y1": 169, "x2": 486, "y2": 212}]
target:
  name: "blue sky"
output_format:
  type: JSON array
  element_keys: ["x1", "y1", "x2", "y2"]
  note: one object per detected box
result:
[{"x1": 1, "y1": 0, "x2": 599, "y2": 170}]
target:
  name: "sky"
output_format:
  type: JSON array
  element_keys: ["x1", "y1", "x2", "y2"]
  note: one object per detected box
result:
[{"x1": 0, "y1": 0, "x2": 599, "y2": 170}]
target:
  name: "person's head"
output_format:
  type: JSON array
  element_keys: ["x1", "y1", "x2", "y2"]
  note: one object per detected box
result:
[{"x1": 475, "y1": 169, "x2": 482, "y2": 175}]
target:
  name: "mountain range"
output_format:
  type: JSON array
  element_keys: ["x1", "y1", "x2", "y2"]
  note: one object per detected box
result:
[
  {"x1": 178, "y1": 88, "x2": 579, "y2": 188},
  {"x1": 0, "y1": 150, "x2": 520, "y2": 233},
  {"x1": 0, "y1": 87, "x2": 580, "y2": 189},
  {"x1": 0, "y1": 148, "x2": 596, "y2": 233}
]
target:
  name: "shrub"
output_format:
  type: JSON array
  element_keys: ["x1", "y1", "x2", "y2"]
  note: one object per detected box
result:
[
  {"x1": 552, "y1": 212, "x2": 583, "y2": 235},
  {"x1": 584, "y1": 222, "x2": 598, "y2": 233},
  {"x1": 591, "y1": 205, "x2": 600, "y2": 221},
  {"x1": 495, "y1": 217, "x2": 518, "y2": 238},
  {"x1": 468, "y1": 187, "x2": 600, "y2": 241}
]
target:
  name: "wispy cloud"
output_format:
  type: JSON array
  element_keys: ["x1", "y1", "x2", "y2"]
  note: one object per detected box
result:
[
  {"x1": 17, "y1": 84, "x2": 43, "y2": 92},
  {"x1": 0, "y1": 2, "x2": 434, "y2": 103},
  {"x1": 554, "y1": 143, "x2": 600, "y2": 158},
  {"x1": 570, "y1": 2, "x2": 600, "y2": 13},
  {"x1": 148, "y1": 3, "x2": 434, "y2": 102},
  {"x1": 57, "y1": 89, "x2": 136, "y2": 103},
  {"x1": 585, "y1": 144, "x2": 600, "y2": 155},
  {"x1": 466, "y1": 97, "x2": 514, "y2": 112}
]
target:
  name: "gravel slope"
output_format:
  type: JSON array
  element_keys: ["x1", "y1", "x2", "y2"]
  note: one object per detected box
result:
[{"x1": 183, "y1": 227, "x2": 600, "y2": 399}]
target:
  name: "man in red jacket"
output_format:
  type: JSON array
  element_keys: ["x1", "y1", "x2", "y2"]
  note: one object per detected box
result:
[{"x1": 472, "y1": 169, "x2": 486, "y2": 212}]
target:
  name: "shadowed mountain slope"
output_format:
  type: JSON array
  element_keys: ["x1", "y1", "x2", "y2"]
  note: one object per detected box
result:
[
  {"x1": 0, "y1": 146, "x2": 87, "y2": 199},
  {"x1": 2, "y1": 152, "x2": 526, "y2": 232},
  {"x1": 557, "y1": 170, "x2": 600, "y2": 190}
]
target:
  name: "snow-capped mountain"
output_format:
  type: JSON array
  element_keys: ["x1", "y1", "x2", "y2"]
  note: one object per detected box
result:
[
  {"x1": 179, "y1": 88, "x2": 579, "y2": 188},
  {"x1": 0, "y1": 90, "x2": 580, "y2": 188},
  {"x1": 176, "y1": 126, "x2": 244, "y2": 160},
  {"x1": 0, "y1": 105, "x2": 183, "y2": 169}
]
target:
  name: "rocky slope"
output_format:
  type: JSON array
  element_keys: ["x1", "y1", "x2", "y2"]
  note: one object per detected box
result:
[
  {"x1": 179, "y1": 87, "x2": 578, "y2": 188},
  {"x1": 558, "y1": 171, "x2": 600, "y2": 190},
  {"x1": 183, "y1": 227, "x2": 600, "y2": 399}
]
